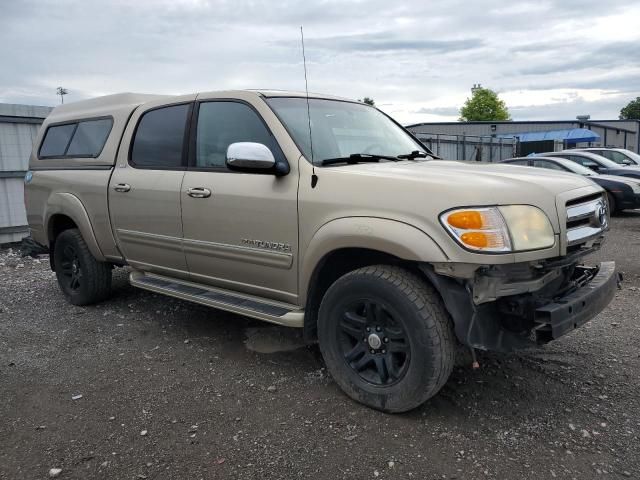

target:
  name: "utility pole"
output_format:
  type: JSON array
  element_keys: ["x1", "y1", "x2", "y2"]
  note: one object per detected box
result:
[{"x1": 56, "y1": 87, "x2": 68, "y2": 104}]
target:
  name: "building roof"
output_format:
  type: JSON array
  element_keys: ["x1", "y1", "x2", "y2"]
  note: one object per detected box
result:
[
  {"x1": 406, "y1": 119, "x2": 639, "y2": 134},
  {"x1": 0, "y1": 103, "x2": 52, "y2": 119}
]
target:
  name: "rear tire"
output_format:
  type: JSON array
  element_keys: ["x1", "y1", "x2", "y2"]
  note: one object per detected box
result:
[
  {"x1": 53, "y1": 229, "x2": 112, "y2": 305},
  {"x1": 317, "y1": 265, "x2": 455, "y2": 413}
]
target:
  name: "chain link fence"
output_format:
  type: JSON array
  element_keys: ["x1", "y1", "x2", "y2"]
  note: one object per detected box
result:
[{"x1": 413, "y1": 132, "x2": 519, "y2": 162}]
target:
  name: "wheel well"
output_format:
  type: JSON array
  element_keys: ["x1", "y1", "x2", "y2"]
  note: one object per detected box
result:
[
  {"x1": 48, "y1": 214, "x2": 78, "y2": 270},
  {"x1": 303, "y1": 248, "x2": 421, "y2": 341}
]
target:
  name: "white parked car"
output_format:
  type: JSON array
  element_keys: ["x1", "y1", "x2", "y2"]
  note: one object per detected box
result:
[{"x1": 575, "y1": 148, "x2": 640, "y2": 166}]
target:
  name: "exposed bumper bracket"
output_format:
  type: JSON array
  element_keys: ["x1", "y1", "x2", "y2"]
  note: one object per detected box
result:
[{"x1": 533, "y1": 261, "x2": 618, "y2": 343}]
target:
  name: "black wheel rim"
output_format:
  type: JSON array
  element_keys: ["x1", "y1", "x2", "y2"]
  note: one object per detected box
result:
[
  {"x1": 59, "y1": 244, "x2": 83, "y2": 292},
  {"x1": 338, "y1": 299, "x2": 410, "y2": 386}
]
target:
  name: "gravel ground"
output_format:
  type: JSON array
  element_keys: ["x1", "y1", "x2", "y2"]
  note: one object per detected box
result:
[{"x1": 1, "y1": 215, "x2": 639, "y2": 480}]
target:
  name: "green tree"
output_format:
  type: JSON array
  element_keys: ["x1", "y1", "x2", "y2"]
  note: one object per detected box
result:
[
  {"x1": 358, "y1": 97, "x2": 375, "y2": 106},
  {"x1": 459, "y1": 86, "x2": 511, "y2": 121},
  {"x1": 620, "y1": 97, "x2": 640, "y2": 120}
]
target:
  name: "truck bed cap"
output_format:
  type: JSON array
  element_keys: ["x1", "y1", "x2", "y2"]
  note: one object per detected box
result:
[{"x1": 49, "y1": 93, "x2": 170, "y2": 122}]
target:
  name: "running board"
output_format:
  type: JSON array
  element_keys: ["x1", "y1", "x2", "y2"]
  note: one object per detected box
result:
[{"x1": 129, "y1": 271, "x2": 304, "y2": 328}]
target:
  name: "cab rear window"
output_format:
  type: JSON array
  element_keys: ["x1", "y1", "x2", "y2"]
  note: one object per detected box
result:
[{"x1": 39, "y1": 117, "x2": 113, "y2": 159}]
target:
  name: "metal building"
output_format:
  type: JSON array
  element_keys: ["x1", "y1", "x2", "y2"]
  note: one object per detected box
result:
[
  {"x1": 407, "y1": 119, "x2": 640, "y2": 160},
  {"x1": 0, "y1": 103, "x2": 52, "y2": 244}
]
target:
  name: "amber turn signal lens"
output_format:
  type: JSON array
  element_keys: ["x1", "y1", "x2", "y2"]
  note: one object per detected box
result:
[
  {"x1": 447, "y1": 210, "x2": 484, "y2": 230},
  {"x1": 460, "y1": 231, "x2": 489, "y2": 248},
  {"x1": 440, "y1": 207, "x2": 515, "y2": 252}
]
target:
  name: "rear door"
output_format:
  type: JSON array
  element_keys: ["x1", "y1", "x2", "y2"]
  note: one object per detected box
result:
[
  {"x1": 109, "y1": 97, "x2": 195, "y2": 278},
  {"x1": 180, "y1": 98, "x2": 299, "y2": 304}
]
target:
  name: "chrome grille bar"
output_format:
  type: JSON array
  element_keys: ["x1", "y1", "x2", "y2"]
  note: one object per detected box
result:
[
  {"x1": 566, "y1": 195, "x2": 608, "y2": 247},
  {"x1": 567, "y1": 199, "x2": 602, "y2": 222}
]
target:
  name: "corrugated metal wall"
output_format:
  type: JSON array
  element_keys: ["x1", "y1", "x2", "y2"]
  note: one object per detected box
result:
[{"x1": 0, "y1": 103, "x2": 52, "y2": 244}]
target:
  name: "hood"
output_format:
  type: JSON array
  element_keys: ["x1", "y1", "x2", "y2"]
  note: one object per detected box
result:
[
  {"x1": 328, "y1": 160, "x2": 596, "y2": 197},
  {"x1": 317, "y1": 159, "x2": 603, "y2": 237},
  {"x1": 597, "y1": 174, "x2": 640, "y2": 186},
  {"x1": 308, "y1": 159, "x2": 605, "y2": 264},
  {"x1": 605, "y1": 165, "x2": 640, "y2": 172}
]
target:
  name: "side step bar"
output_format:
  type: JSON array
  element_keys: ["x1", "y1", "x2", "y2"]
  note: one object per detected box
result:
[{"x1": 129, "y1": 271, "x2": 304, "y2": 328}]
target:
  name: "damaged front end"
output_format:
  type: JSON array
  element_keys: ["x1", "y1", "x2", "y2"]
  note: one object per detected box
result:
[
  {"x1": 421, "y1": 254, "x2": 619, "y2": 352},
  {"x1": 422, "y1": 190, "x2": 620, "y2": 352}
]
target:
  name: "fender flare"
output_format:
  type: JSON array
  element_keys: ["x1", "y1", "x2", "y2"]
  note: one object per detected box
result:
[
  {"x1": 45, "y1": 192, "x2": 106, "y2": 262},
  {"x1": 300, "y1": 217, "x2": 449, "y2": 303}
]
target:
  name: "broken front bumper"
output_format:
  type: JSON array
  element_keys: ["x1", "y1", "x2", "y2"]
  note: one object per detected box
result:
[
  {"x1": 533, "y1": 261, "x2": 618, "y2": 343},
  {"x1": 422, "y1": 261, "x2": 618, "y2": 352}
]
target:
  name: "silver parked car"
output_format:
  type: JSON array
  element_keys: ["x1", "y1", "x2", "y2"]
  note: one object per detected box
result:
[
  {"x1": 575, "y1": 147, "x2": 640, "y2": 166},
  {"x1": 536, "y1": 151, "x2": 640, "y2": 180}
]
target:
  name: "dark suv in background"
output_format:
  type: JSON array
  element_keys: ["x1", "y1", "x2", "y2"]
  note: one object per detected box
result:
[
  {"x1": 536, "y1": 151, "x2": 640, "y2": 180},
  {"x1": 502, "y1": 156, "x2": 640, "y2": 213}
]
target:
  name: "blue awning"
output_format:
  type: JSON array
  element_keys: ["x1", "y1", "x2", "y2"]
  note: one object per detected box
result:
[{"x1": 498, "y1": 128, "x2": 600, "y2": 143}]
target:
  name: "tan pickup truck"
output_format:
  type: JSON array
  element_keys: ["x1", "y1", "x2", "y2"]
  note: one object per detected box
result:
[{"x1": 25, "y1": 90, "x2": 617, "y2": 412}]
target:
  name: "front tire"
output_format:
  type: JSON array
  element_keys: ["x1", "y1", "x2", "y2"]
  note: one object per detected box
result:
[
  {"x1": 607, "y1": 192, "x2": 617, "y2": 215},
  {"x1": 53, "y1": 229, "x2": 112, "y2": 305},
  {"x1": 317, "y1": 265, "x2": 455, "y2": 413}
]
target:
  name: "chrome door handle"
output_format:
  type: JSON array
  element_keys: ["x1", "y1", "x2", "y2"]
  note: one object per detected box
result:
[
  {"x1": 114, "y1": 183, "x2": 131, "y2": 192},
  {"x1": 187, "y1": 187, "x2": 212, "y2": 198}
]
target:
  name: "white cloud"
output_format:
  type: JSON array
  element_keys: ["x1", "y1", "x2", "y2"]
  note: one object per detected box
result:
[{"x1": 0, "y1": 0, "x2": 638, "y2": 123}]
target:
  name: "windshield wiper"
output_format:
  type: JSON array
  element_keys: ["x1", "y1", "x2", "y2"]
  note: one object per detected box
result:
[
  {"x1": 397, "y1": 150, "x2": 429, "y2": 160},
  {"x1": 320, "y1": 153, "x2": 400, "y2": 166}
]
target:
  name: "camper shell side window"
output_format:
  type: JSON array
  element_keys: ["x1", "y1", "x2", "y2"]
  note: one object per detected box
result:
[{"x1": 38, "y1": 117, "x2": 113, "y2": 159}]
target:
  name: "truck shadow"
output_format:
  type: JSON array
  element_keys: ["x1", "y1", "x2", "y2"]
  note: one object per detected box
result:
[
  {"x1": 616, "y1": 209, "x2": 640, "y2": 217},
  {"x1": 108, "y1": 267, "x2": 601, "y2": 423},
  {"x1": 410, "y1": 346, "x2": 602, "y2": 423}
]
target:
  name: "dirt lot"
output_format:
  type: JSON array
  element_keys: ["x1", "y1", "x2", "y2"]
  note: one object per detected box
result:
[{"x1": 1, "y1": 215, "x2": 639, "y2": 480}]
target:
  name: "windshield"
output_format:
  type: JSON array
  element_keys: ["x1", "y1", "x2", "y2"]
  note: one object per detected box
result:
[
  {"x1": 559, "y1": 159, "x2": 598, "y2": 176},
  {"x1": 600, "y1": 149, "x2": 640, "y2": 165},
  {"x1": 623, "y1": 149, "x2": 640, "y2": 163},
  {"x1": 590, "y1": 155, "x2": 624, "y2": 168},
  {"x1": 266, "y1": 97, "x2": 426, "y2": 165}
]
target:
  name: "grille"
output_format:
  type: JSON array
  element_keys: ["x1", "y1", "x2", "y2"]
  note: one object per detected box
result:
[{"x1": 565, "y1": 194, "x2": 608, "y2": 249}]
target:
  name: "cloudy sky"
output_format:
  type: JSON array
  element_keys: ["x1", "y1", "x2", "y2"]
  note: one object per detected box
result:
[{"x1": 1, "y1": 0, "x2": 639, "y2": 124}]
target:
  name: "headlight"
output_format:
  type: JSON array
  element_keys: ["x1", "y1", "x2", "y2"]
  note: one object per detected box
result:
[{"x1": 440, "y1": 205, "x2": 555, "y2": 253}]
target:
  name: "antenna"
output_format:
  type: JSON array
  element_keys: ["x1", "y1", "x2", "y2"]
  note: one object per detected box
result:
[
  {"x1": 300, "y1": 26, "x2": 318, "y2": 188},
  {"x1": 56, "y1": 86, "x2": 68, "y2": 104}
]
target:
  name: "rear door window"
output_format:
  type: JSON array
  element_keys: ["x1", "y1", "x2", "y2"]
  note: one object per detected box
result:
[
  {"x1": 130, "y1": 104, "x2": 191, "y2": 168},
  {"x1": 39, "y1": 124, "x2": 77, "y2": 157}
]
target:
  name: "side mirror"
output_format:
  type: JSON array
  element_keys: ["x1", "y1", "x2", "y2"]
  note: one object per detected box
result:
[{"x1": 226, "y1": 142, "x2": 276, "y2": 171}]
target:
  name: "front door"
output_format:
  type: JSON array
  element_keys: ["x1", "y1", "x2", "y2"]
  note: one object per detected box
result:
[
  {"x1": 109, "y1": 99, "x2": 194, "y2": 278},
  {"x1": 180, "y1": 100, "x2": 299, "y2": 304}
]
